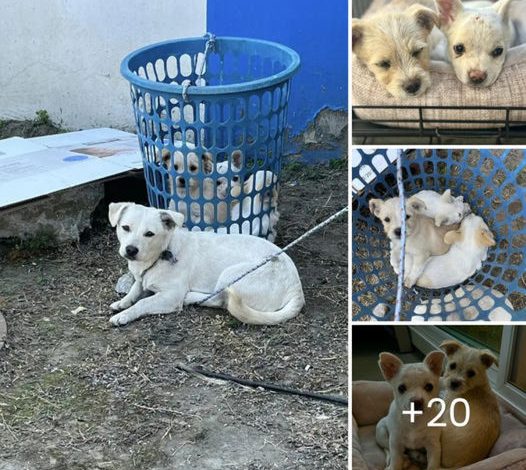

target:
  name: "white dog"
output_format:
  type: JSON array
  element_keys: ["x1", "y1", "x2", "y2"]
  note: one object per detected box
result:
[
  {"x1": 417, "y1": 214, "x2": 495, "y2": 288},
  {"x1": 227, "y1": 170, "x2": 280, "y2": 241},
  {"x1": 414, "y1": 189, "x2": 471, "y2": 226},
  {"x1": 370, "y1": 196, "x2": 458, "y2": 287},
  {"x1": 376, "y1": 351, "x2": 445, "y2": 470},
  {"x1": 108, "y1": 203, "x2": 304, "y2": 326},
  {"x1": 434, "y1": 0, "x2": 517, "y2": 87}
]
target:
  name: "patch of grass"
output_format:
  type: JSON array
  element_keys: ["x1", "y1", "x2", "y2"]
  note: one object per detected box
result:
[
  {"x1": 3, "y1": 228, "x2": 59, "y2": 261},
  {"x1": 34, "y1": 109, "x2": 53, "y2": 126}
]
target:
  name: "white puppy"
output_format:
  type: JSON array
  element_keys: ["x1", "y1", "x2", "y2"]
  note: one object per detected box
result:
[
  {"x1": 376, "y1": 351, "x2": 445, "y2": 470},
  {"x1": 228, "y1": 170, "x2": 280, "y2": 241},
  {"x1": 434, "y1": 0, "x2": 517, "y2": 87},
  {"x1": 370, "y1": 196, "x2": 458, "y2": 287},
  {"x1": 416, "y1": 214, "x2": 495, "y2": 289},
  {"x1": 108, "y1": 203, "x2": 304, "y2": 326},
  {"x1": 414, "y1": 189, "x2": 471, "y2": 227}
]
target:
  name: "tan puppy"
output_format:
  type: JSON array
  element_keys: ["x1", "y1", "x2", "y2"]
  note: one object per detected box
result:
[
  {"x1": 161, "y1": 149, "x2": 242, "y2": 224},
  {"x1": 369, "y1": 196, "x2": 458, "y2": 287},
  {"x1": 352, "y1": 4, "x2": 439, "y2": 98},
  {"x1": 440, "y1": 340, "x2": 500, "y2": 468},
  {"x1": 435, "y1": 0, "x2": 517, "y2": 87}
]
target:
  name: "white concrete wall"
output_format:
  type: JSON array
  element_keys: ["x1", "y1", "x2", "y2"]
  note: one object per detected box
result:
[{"x1": 0, "y1": 0, "x2": 206, "y2": 130}]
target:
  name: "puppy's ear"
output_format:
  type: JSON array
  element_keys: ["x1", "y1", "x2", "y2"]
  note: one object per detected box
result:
[
  {"x1": 480, "y1": 350, "x2": 498, "y2": 369},
  {"x1": 478, "y1": 228, "x2": 496, "y2": 248},
  {"x1": 407, "y1": 196, "x2": 426, "y2": 213},
  {"x1": 424, "y1": 351, "x2": 445, "y2": 377},
  {"x1": 159, "y1": 211, "x2": 184, "y2": 230},
  {"x1": 441, "y1": 189, "x2": 453, "y2": 202},
  {"x1": 201, "y1": 152, "x2": 213, "y2": 174},
  {"x1": 108, "y1": 202, "x2": 133, "y2": 227},
  {"x1": 444, "y1": 228, "x2": 462, "y2": 245},
  {"x1": 161, "y1": 149, "x2": 171, "y2": 167},
  {"x1": 352, "y1": 20, "x2": 365, "y2": 52},
  {"x1": 378, "y1": 352, "x2": 403, "y2": 382},
  {"x1": 435, "y1": 0, "x2": 464, "y2": 28},
  {"x1": 440, "y1": 340, "x2": 463, "y2": 356},
  {"x1": 369, "y1": 198, "x2": 383, "y2": 218},
  {"x1": 406, "y1": 5, "x2": 439, "y2": 34},
  {"x1": 231, "y1": 150, "x2": 243, "y2": 169},
  {"x1": 492, "y1": 0, "x2": 514, "y2": 21}
]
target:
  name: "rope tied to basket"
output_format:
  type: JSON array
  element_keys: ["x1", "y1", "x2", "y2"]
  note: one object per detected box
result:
[
  {"x1": 182, "y1": 32, "x2": 216, "y2": 102},
  {"x1": 394, "y1": 150, "x2": 406, "y2": 321}
]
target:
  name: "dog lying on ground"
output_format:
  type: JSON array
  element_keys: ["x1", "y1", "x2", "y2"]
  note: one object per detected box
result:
[
  {"x1": 352, "y1": 3, "x2": 439, "y2": 98},
  {"x1": 370, "y1": 196, "x2": 458, "y2": 287},
  {"x1": 414, "y1": 189, "x2": 470, "y2": 226},
  {"x1": 108, "y1": 202, "x2": 304, "y2": 326},
  {"x1": 376, "y1": 350, "x2": 445, "y2": 470},
  {"x1": 417, "y1": 213, "x2": 495, "y2": 288},
  {"x1": 434, "y1": 0, "x2": 517, "y2": 87},
  {"x1": 439, "y1": 340, "x2": 500, "y2": 468}
]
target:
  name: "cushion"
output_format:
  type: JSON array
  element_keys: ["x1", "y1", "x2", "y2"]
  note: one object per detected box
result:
[
  {"x1": 352, "y1": 380, "x2": 526, "y2": 469},
  {"x1": 352, "y1": 1, "x2": 526, "y2": 129}
]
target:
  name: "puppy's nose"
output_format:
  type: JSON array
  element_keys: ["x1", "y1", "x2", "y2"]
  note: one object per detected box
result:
[
  {"x1": 450, "y1": 380, "x2": 461, "y2": 390},
  {"x1": 404, "y1": 79, "x2": 421, "y2": 95},
  {"x1": 469, "y1": 70, "x2": 487, "y2": 84},
  {"x1": 125, "y1": 245, "x2": 139, "y2": 259},
  {"x1": 412, "y1": 399, "x2": 424, "y2": 411},
  {"x1": 394, "y1": 228, "x2": 401, "y2": 238}
]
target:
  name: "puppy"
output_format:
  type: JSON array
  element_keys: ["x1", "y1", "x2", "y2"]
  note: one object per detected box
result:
[
  {"x1": 161, "y1": 148, "x2": 243, "y2": 224},
  {"x1": 414, "y1": 189, "x2": 471, "y2": 226},
  {"x1": 107, "y1": 202, "x2": 304, "y2": 326},
  {"x1": 352, "y1": 4, "x2": 439, "y2": 98},
  {"x1": 417, "y1": 214, "x2": 495, "y2": 289},
  {"x1": 435, "y1": 0, "x2": 517, "y2": 87},
  {"x1": 439, "y1": 340, "x2": 500, "y2": 468},
  {"x1": 369, "y1": 196, "x2": 458, "y2": 287},
  {"x1": 228, "y1": 170, "x2": 280, "y2": 241},
  {"x1": 376, "y1": 351, "x2": 445, "y2": 470}
]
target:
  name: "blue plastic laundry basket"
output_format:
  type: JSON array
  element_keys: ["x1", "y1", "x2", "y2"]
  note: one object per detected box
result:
[
  {"x1": 121, "y1": 34, "x2": 300, "y2": 238},
  {"x1": 352, "y1": 149, "x2": 526, "y2": 321}
]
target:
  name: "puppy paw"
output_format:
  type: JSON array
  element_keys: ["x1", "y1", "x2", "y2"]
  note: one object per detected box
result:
[
  {"x1": 404, "y1": 278, "x2": 416, "y2": 288},
  {"x1": 109, "y1": 311, "x2": 131, "y2": 326},
  {"x1": 110, "y1": 300, "x2": 123, "y2": 311}
]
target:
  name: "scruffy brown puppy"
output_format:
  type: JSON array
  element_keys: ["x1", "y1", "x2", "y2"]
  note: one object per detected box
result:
[
  {"x1": 440, "y1": 340, "x2": 501, "y2": 468},
  {"x1": 352, "y1": 4, "x2": 439, "y2": 98}
]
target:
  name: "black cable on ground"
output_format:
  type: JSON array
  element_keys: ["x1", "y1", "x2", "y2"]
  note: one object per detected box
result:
[{"x1": 176, "y1": 362, "x2": 348, "y2": 407}]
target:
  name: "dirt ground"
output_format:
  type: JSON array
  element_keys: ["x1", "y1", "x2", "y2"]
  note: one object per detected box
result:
[{"x1": 0, "y1": 139, "x2": 348, "y2": 469}]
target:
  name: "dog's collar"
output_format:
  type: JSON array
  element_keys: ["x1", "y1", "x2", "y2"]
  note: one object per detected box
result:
[{"x1": 140, "y1": 249, "x2": 177, "y2": 277}]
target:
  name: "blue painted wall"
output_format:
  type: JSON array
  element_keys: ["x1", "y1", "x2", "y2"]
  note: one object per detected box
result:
[{"x1": 207, "y1": 0, "x2": 348, "y2": 139}]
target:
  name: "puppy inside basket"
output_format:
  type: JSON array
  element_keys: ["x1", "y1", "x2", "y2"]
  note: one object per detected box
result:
[{"x1": 369, "y1": 188, "x2": 496, "y2": 289}]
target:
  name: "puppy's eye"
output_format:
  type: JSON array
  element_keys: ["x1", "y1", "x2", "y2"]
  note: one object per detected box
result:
[
  {"x1": 491, "y1": 47, "x2": 503, "y2": 58},
  {"x1": 424, "y1": 383, "x2": 434, "y2": 392},
  {"x1": 144, "y1": 231, "x2": 155, "y2": 237},
  {"x1": 450, "y1": 362, "x2": 457, "y2": 370},
  {"x1": 453, "y1": 44, "x2": 465, "y2": 56},
  {"x1": 467, "y1": 369, "x2": 476, "y2": 378},
  {"x1": 406, "y1": 215, "x2": 411, "y2": 220},
  {"x1": 377, "y1": 60, "x2": 391, "y2": 70},
  {"x1": 412, "y1": 48, "x2": 424, "y2": 58},
  {"x1": 122, "y1": 225, "x2": 130, "y2": 232},
  {"x1": 398, "y1": 384, "x2": 406, "y2": 394},
  {"x1": 384, "y1": 217, "x2": 391, "y2": 223}
]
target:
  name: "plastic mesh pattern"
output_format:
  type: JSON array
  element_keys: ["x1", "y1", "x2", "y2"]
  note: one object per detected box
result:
[
  {"x1": 352, "y1": 149, "x2": 526, "y2": 321},
  {"x1": 121, "y1": 36, "x2": 300, "y2": 237}
]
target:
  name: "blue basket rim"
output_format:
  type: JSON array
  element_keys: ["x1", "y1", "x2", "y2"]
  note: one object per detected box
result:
[{"x1": 120, "y1": 35, "x2": 301, "y2": 96}]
